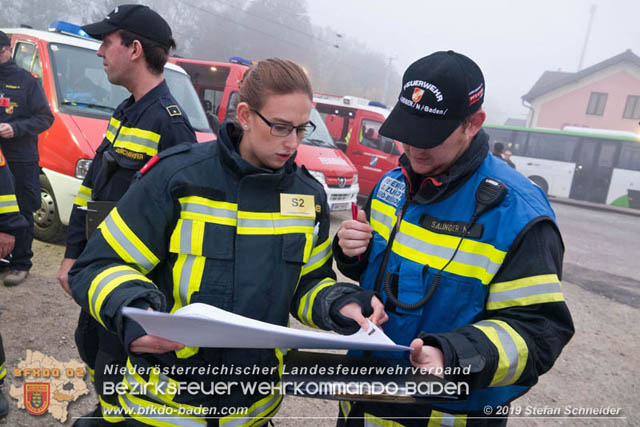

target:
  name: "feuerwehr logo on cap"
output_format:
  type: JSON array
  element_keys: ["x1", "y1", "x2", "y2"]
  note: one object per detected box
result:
[{"x1": 399, "y1": 80, "x2": 448, "y2": 116}]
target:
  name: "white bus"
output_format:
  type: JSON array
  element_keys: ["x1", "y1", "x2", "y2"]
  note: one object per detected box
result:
[{"x1": 483, "y1": 125, "x2": 640, "y2": 209}]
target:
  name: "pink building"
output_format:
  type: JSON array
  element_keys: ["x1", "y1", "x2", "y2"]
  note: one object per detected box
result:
[{"x1": 522, "y1": 50, "x2": 640, "y2": 132}]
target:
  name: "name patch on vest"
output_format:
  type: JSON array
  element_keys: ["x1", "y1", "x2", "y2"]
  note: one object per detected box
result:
[
  {"x1": 377, "y1": 176, "x2": 405, "y2": 207},
  {"x1": 419, "y1": 214, "x2": 483, "y2": 238}
]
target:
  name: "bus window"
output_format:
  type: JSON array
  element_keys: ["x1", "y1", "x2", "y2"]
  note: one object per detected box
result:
[
  {"x1": 618, "y1": 142, "x2": 640, "y2": 171},
  {"x1": 484, "y1": 128, "x2": 527, "y2": 155},
  {"x1": 526, "y1": 133, "x2": 578, "y2": 162}
]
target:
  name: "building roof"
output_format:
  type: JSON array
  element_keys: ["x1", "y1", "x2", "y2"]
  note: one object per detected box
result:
[{"x1": 522, "y1": 49, "x2": 640, "y2": 102}]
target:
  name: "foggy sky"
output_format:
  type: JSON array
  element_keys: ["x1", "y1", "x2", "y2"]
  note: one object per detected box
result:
[{"x1": 308, "y1": 0, "x2": 640, "y2": 125}]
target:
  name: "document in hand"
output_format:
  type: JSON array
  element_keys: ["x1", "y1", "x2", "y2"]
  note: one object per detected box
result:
[{"x1": 122, "y1": 303, "x2": 410, "y2": 351}]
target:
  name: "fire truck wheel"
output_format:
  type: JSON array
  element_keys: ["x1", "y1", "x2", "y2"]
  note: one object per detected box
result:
[{"x1": 34, "y1": 174, "x2": 66, "y2": 243}]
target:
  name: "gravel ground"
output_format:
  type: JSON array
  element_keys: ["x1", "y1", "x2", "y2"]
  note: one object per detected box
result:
[{"x1": 0, "y1": 210, "x2": 637, "y2": 426}]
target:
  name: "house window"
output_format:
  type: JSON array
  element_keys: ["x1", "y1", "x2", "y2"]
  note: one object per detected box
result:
[
  {"x1": 586, "y1": 92, "x2": 608, "y2": 116},
  {"x1": 623, "y1": 95, "x2": 640, "y2": 119}
]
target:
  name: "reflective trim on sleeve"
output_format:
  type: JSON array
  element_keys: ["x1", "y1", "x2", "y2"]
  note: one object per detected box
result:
[
  {"x1": 237, "y1": 211, "x2": 315, "y2": 235},
  {"x1": 88, "y1": 366, "x2": 95, "y2": 383},
  {"x1": 428, "y1": 410, "x2": 467, "y2": 427},
  {"x1": 123, "y1": 359, "x2": 186, "y2": 409},
  {"x1": 300, "y1": 237, "x2": 332, "y2": 277},
  {"x1": 98, "y1": 208, "x2": 160, "y2": 274},
  {"x1": 99, "y1": 395, "x2": 126, "y2": 423},
  {"x1": 392, "y1": 221, "x2": 506, "y2": 285},
  {"x1": 364, "y1": 413, "x2": 405, "y2": 426},
  {"x1": 219, "y1": 349, "x2": 286, "y2": 427},
  {"x1": 105, "y1": 117, "x2": 121, "y2": 143},
  {"x1": 370, "y1": 199, "x2": 398, "y2": 242},
  {"x1": 487, "y1": 274, "x2": 564, "y2": 310},
  {"x1": 179, "y1": 197, "x2": 238, "y2": 226},
  {"x1": 0, "y1": 194, "x2": 20, "y2": 214},
  {"x1": 296, "y1": 277, "x2": 336, "y2": 328},
  {"x1": 88, "y1": 265, "x2": 154, "y2": 328},
  {"x1": 340, "y1": 401, "x2": 352, "y2": 418},
  {"x1": 0, "y1": 362, "x2": 6, "y2": 381},
  {"x1": 73, "y1": 185, "x2": 92, "y2": 208},
  {"x1": 113, "y1": 126, "x2": 161, "y2": 157},
  {"x1": 473, "y1": 319, "x2": 528, "y2": 387}
]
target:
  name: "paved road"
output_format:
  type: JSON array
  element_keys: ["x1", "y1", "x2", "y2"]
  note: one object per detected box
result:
[{"x1": 330, "y1": 202, "x2": 640, "y2": 309}]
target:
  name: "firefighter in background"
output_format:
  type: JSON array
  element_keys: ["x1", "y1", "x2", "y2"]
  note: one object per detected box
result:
[
  {"x1": 0, "y1": 31, "x2": 54, "y2": 287},
  {"x1": 69, "y1": 58, "x2": 387, "y2": 426},
  {"x1": 0, "y1": 147, "x2": 29, "y2": 417},
  {"x1": 54, "y1": 5, "x2": 197, "y2": 424},
  {"x1": 334, "y1": 51, "x2": 574, "y2": 426}
]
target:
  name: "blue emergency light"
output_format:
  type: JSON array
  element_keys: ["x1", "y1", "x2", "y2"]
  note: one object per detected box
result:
[
  {"x1": 48, "y1": 21, "x2": 91, "y2": 39},
  {"x1": 368, "y1": 100, "x2": 388, "y2": 109},
  {"x1": 229, "y1": 56, "x2": 252, "y2": 66}
]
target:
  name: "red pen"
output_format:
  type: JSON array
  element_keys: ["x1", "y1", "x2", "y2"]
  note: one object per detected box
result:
[{"x1": 351, "y1": 202, "x2": 361, "y2": 261}]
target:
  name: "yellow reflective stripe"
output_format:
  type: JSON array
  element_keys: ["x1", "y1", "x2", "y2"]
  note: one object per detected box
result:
[
  {"x1": 170, "y1": 253, "x2": 206, "y2": 359},
  {"x1": 73, "y1": 184, "x2": 92, "y2": 207},
  {"x1": 488, "y1": 274, "x2": 564, "y2": 310},
  {"x1": 106, "y1": 117, "x2": 121, "y2": 143},
  {"x1": 364, "y1": 413, "x2": 405, "y2": 427},
  {"x1": 473, "y1": 319, "x2": 528, "y2": 387},
  {"x1": 220, "y1": 349, "x2": 286, "y2": 427},
  {"x1": 99, "y1": 395, "x2": 126, "y2": 423},
  {"x1": 370, "y1": 199, "x2": 397, "y2": 242},
  {"x1": 88, "y1": 366, "x2": 95, "y2": 383},
  {"x1": 88, "y1": 265, "x2": 153, "y2": 328},
  {"x1": 0, "y1": 362, "x2": 6, "y2": 381},
  {"x1": 169, "y1": 219, "x2": 206, "y2": 256},
  {"x1": 340, "y1": 401, "x2": 352, "y2": 418},
  {"x1": 297, "y1": 277, "x2": 336, "y2": 328},
  {"x1": 237, "y1": 211, "x2": 314, "y2": 235},
  {"x1": 0, "y1": 194, "x2": 20, "y2": 214},
  {"x1": 124, "y1": 359, "x2": 185, "y2": 408},
  {"x1": 98, "y1": 208, "x2": 160, "y2": 274},
  {"x1": 179, "y1": 197, "x2": 238, "y2": 226},
  {"x1": 300, "y1": 237, "x2": 332, "y2": 277},
  {"x1": 428, "y1": 410, "x2": 467, "y2": 427},
  {"x1": 392, "y1": 221, "x2": 506, "y2": 285},
  {"x1": 113, "y1": 126, "x2": 161, "y2": 157}
]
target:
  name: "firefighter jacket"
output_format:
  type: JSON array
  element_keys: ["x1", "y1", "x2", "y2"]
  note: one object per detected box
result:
[
  {"x1": 0, "y1": 148, "x2": 27, "y2": 234},
  {"x1": 334, "y1": 131, "x2": 574, "y2": 423},
  {"x1": 65, "y1": 80, "x2": 196, "y2": 259},
  {"x1": 0, "y1": 59, "x2": 54, "y2": 163},
  {"x1": 69, "y1": 122, "x2": 365, "y2": 426}
]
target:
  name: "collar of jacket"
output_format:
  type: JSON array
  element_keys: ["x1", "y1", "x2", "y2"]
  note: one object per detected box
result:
[
  {"x1": 216, "y1": 120, "x2": 298, "y2": 187},
  {"x1": 0, "y1": 59, "x2": 20, "y2": 78},
  {"x1": 118, "y1": 79, "x2": 171, "y2": 123},
  {"x1": 399, "y1": 129, "x2": 490, "y2": 204}
]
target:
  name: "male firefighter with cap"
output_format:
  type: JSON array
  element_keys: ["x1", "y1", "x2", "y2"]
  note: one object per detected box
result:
[
  {"x1": 334, "y1": 51, "x2": 574, "y2": 426},
  {"x1": 0, "y1": 146, "x2": 29, "y2": 417},
  {"x1": 54, "y1": 4, "x2": 197, "y2": 425},
  {"x1": 0, "y1": 30, "x2": 54, "y2": 287}
]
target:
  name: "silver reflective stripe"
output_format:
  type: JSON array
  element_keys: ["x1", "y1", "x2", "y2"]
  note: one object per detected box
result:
[
  {"x1": 238, "y1": 217, "x2": 314, "y2": 229},
  {"x1": 178, "y1": 255, "x2": 198, "y2": 306},
  {"x1": 476, "y1": 321, "x2": 519, "y2": 386},
  {"x1": 221, "y1": 394, "x2": 280, "y2": 427},
  {"x1": 0, "y1": 200, "x2": 17, "y2": 209},
  {"x1": 301, "y1": 279, "x2": 332, "y2": 322},
  {"x1": 115, "y1": 133, "x2": 159, "y2": 150},
  {"x1": 440, "y1": 412, "x2": 456, "y2": 427},
  {"x1": 119, "y1": 392, "x2": 205, "y2": 426},
  {"x1": 395, "y1": 231, "x2": 501, "y2": 275},
  {"x1": 91, "y1": 269, "x2": 137, "y2": 316},
  {"x1": 488, "y1": 282, "x2": 562, "y2": 303},
  {"x1": 103, "y1": 215, "x2": 155, "y2": 272},
  {"x1": 304, "y1": 243, "x2": 331, "y2": 268},
  {"x1": 180, "y1": 220, "x2": 193, "y2": 254},
  {"x1": 180, "y1": 202, "x2": 237, "y2": 219},
  {"x1": 106, "y1": 123, "x2": 119, "y2": 141},
  {"x1": 371, "y1": 208, "x2": 394, "y2": 233}
]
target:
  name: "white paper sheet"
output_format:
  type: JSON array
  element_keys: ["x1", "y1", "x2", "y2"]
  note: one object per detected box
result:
[{"x1": 122, "y1": 303, "x2": 410, "y2": 351}]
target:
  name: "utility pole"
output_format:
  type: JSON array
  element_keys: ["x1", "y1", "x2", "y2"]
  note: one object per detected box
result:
[
  {"x1": 578, "y1": 4, "x2": 597, "y2": 71},
  {"x1": 382, "y1": 55, "x2": 397, "y2": 105}
]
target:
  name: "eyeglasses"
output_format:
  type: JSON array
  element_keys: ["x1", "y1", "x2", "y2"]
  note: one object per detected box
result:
[{"x1": 251, "y1": 109, "x2": 316, "y2": 138}]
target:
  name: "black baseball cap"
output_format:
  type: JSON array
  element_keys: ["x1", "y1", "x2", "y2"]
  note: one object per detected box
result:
[
  {"x1": 0, "y1": 31, "x2": 10, "y2": 47},
  {"x1": 82, "y1": 4, "x2": 174, "y2": 48},
  {"x1": 380, "y1": 50, "x2": 485, "y2": 149}
]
